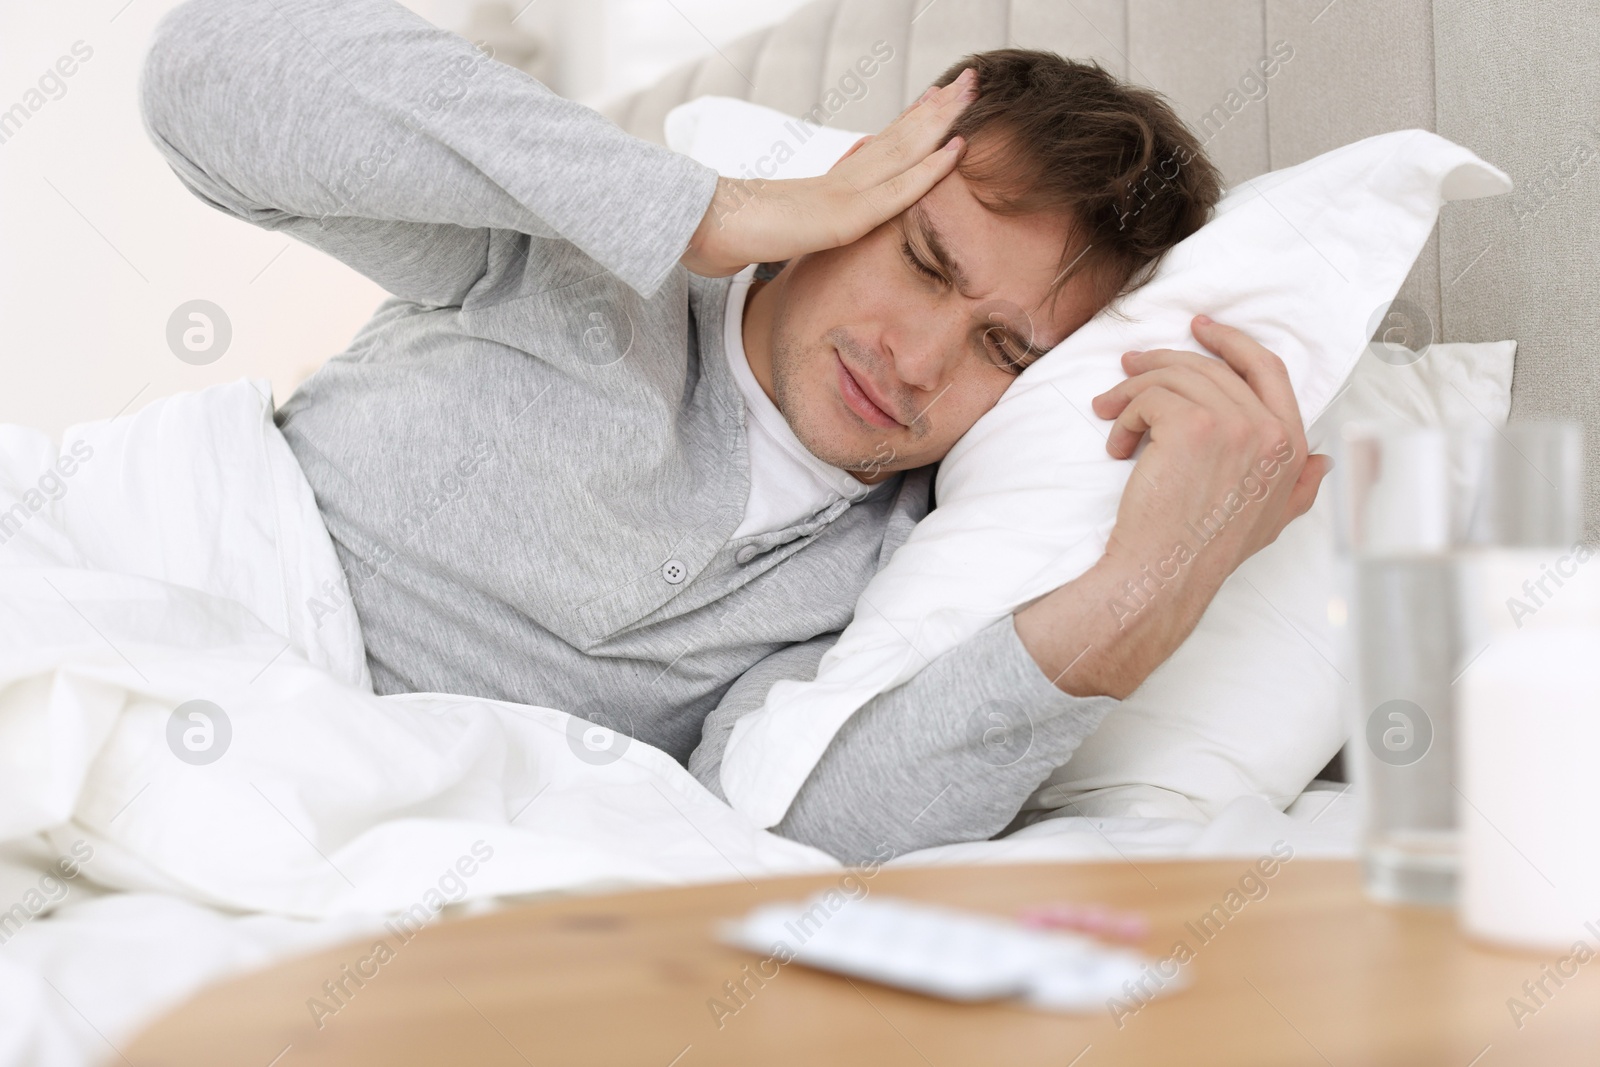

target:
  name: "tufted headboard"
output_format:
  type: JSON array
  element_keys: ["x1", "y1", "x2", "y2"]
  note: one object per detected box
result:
[{"x1": 603, "y1": 0, "x2": 1600, "y2": 536}]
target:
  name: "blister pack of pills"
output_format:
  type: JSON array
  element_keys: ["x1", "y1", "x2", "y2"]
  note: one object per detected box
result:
[{"x1": 718, "y1": 894, "x2": 1185, "y2": 1012}]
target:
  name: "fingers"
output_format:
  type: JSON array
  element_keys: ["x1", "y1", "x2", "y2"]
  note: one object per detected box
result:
[
  {"x1": 857, "y1": 136, "x2": 965, "y2": 229},
  {"x1": 909, "y1": 67, "x2": 977, "y2": 129},
  {"x1": 1189, "y1": 316, "x2": 1302, "y2": 430},
  {"x1": 1091, "y1": 364, "x2": 1241, "y2": 425},
  {"x1": 687, "y1": 69, "x2": 976, "y2": 274},
  {"x1": 818, "y1": 69, "x2": 976, "y2": 246},
  {"x1": 892, "y1": 79, "x2": 946, "y2": 122},
  {"x1": 1286, "y1": 452, "x2": 1332, "y2": 520},
  {"x1": 857, "y1": 68, "x2": 977, "y2": 184},
  {"x1": 830, "y1": 135, "x2": 872, "y2": 168},
  {"x1": 1147, "y1": 316, "x2": 1311, "y2": 481},
  {"x1": 1112, "y1": 347, "x2": 1260, "y2": 410},
  {"x1": 1104, "y1": 385, "x2": 1188, "y2": 460}
]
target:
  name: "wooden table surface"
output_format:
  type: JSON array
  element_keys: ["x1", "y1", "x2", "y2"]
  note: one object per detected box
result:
[{"x1": 126, "y1": 860, "x2": 1599, "y2": 1067}]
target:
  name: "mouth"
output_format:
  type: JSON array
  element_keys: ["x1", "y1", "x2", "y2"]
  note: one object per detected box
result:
[{"x1": 834, "y1": 349, "x2": 902, "y2": 430}]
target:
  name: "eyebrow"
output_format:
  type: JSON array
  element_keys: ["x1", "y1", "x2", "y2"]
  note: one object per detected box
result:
[
  {"x1": 907, "y1": 202, "x2": 972, "y2": 294},
  {"x1": 908, "y1": 202, "x2": 1058, "y2": 359}
]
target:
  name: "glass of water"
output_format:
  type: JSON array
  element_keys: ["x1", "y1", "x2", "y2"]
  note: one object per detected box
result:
[{"x1": 1333, "y1": 421, "x2": 1584, "y2": 906}]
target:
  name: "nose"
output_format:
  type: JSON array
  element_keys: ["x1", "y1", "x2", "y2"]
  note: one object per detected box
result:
[{"x1": 879, "y1": 302, "x2": 968, "y2": 393}]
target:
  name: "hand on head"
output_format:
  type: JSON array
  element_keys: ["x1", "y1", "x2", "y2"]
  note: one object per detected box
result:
[{"x1": 680, "y1": 69, "x2": 978, "y2": 278}]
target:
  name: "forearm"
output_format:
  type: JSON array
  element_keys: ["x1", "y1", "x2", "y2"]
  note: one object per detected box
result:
[
  {"x1": 1013, "y1": 536, "x2": 1230, "y2": 699},
  {"x1": 693, "y1": 617, "x2": 1117, "y2": 865},
  {"x1": 142, "y1": 0, "x2": 716, "y2": 297}
]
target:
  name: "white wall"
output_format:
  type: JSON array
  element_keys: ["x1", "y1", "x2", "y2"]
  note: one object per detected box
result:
[
  {"x1": 0, "y1": 0, "x2": 808, "y2": 440},
  {"x1": 0, "y1": 0, "x2": 390, "y2": 440},
  {"x1": 414, "y1": 0, "x2": 813, "y2": 105}
]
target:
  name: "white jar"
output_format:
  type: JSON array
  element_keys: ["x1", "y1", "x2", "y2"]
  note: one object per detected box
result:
[{"x1": 1457, "y1": 545, "x2": 1600, "y2": 951}]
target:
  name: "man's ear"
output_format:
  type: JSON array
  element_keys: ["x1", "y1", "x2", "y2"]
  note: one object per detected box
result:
[{"x1": 829, "y1": 135, "x2": 873, "y2": 170}]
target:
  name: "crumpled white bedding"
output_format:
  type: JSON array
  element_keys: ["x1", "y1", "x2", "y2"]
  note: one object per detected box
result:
[{"x1": 0, "y1": 381, "x2": 1355, "y2": 1067}]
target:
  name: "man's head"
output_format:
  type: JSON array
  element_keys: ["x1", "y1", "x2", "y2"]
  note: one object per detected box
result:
[{"x1": 747, "y1": 49, "x2": 1222, "y2": 481}]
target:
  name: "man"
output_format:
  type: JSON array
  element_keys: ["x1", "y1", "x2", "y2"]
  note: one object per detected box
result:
[{"x1": 141, "y1": 0, "x2": 1327, "y2": 864}]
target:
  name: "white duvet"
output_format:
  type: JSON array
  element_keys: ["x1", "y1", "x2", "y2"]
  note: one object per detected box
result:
[
  {"x1": 0, "y1": 381, "x2": 836, "y2": 916},
  {"x1": 0, "y1": 381, "x2": 1353, "y2": 1066}
]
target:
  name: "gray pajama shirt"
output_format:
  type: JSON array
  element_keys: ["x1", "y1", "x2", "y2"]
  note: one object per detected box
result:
[{"x1": 140, "y1": 0, "x2": 1117, "y2": 864}]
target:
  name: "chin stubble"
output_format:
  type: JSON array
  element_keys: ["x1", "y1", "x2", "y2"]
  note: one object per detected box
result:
[{"x1": 770, "y1": 325, "x2": 904, "y2": 475}]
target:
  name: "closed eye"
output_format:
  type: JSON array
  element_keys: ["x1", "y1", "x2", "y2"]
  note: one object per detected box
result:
[
  {"x1": 983, "y1": 328, "x2": 1033, "y2": 374},
  {"x1": 900, "y1": 239, "x2": 944, "y2": 283},
  {"x1": 981, "y1": 314, "x2": 1044, "y2": 375},
  {"x1": 902, "y1": 237, "x2": 1036, "y2": 373}
]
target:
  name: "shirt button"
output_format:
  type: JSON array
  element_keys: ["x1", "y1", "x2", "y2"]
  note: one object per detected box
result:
[
  {"x1": 735, "y1": 545, "x2": 758, "y2": 564},
  {"x1": 661, "y1": 559, "x2": 687, "y2": 584}
]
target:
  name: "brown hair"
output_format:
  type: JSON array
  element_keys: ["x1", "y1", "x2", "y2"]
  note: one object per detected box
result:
[{"x1": 933, "y1": 50, "x2": 1221, "y2": 312}]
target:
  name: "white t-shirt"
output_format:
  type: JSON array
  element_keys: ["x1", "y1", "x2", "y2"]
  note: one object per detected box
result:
[{"x1": 725, "y1": 267, "x2": 873, "y2": 540}]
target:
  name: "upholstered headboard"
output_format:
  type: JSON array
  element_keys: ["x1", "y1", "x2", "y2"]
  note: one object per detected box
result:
[{"x1": 603, "y1": 0, "x2": 1600, "y2": 536}]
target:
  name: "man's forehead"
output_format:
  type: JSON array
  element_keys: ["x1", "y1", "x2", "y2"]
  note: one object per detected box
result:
[{"x1": 908, "y1": 185, "x2": 1088, "y2": 349}]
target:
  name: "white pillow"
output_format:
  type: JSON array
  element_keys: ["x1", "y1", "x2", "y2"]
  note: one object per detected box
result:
[
  {"x1": 664, "y1": 97, "x2": 1514, "y2": 827},
  {"x1": 664, "y1": 97, "x2": 865, "y2": 182},
  {"x1": 1021, "y1": 338, "x2": 1517, "y2": 820}
]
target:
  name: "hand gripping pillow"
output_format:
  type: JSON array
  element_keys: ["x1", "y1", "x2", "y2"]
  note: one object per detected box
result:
[{"x1": 666, "y1": 97, "x2": 1512, "y2": 827}]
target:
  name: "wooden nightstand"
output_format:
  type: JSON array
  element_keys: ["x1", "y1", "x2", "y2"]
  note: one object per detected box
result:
[{"x1": 126, "y1": 860, "x2": 1600, "y2": 1066}]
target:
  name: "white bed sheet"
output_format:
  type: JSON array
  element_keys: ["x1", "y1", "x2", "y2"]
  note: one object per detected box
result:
[{"x1": 0, "y1": 381, "x2": 1355, "y2": 1066}]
